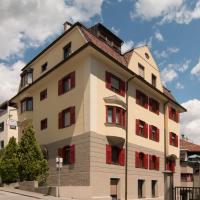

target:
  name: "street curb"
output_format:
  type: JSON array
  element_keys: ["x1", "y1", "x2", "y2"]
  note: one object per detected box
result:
[{"x1": 0, "y1": 188, "x2": 42, "y2": 199}]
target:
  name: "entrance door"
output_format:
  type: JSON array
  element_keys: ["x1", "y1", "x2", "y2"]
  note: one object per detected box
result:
[
  {"x1": 110, "y1": 178, "x2": 119, "y2": 200},
  {"x1": 164, "y1": 174, "x2": 173, "y2": 200}
]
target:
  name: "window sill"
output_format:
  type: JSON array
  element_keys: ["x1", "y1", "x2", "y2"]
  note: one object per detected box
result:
[
  {"x1": 149, "y1": 138, "x2": 159, "y2": 143},
  {"x1": 105, "y1": 122, "x2": 125, "y2": 129},
  {"x1": 136, "y1": 103, "x2": 148, "y2": 110},
  {"x1": 136, "y1": 134, "x2": 148, "y2": 139},
  {"x1": 106, "y1": 87, "x2": 125, "y2": 97},
  {"x1": 149, "y1": 110, "x2": 159, "y2": 115}
]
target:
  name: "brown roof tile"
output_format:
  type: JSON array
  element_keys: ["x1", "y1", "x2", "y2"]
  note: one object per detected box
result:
[{"x1": 180, "y1": 139, "x2": 200, "y2": 152}]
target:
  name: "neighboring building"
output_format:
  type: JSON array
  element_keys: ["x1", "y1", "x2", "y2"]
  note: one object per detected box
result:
[
  {"x1": 180, "y1": 138, "x2": 200, "y2": 187},
  {"x1": 11, "y1": 22, "x2": 186, "y2": 200},
  {"x1": 0, "y1": 101, "x2": 18, "y2": 149}
]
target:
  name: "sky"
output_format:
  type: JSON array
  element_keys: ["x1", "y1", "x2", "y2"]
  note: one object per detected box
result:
[{"x1": 0, "y1": 0, "x2": 200, "y2": 143}]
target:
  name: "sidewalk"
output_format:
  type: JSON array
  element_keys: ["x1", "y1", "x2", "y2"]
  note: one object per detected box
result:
[{"x1": 0, "y1": 187, "x2": 69, "y2": 200}]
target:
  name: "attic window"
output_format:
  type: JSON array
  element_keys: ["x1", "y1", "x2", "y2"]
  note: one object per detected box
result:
[{"x1": 145, "y1": 53, "x2": 150, "y2": 59}]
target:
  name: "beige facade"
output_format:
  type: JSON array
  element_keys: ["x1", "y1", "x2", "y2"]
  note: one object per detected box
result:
[
  {"x1": 11, "y1": 22, "x2": 186, "y2": 200},
  {"x1": 0, "y1": 102, "x2": 18, "y2": 148}
]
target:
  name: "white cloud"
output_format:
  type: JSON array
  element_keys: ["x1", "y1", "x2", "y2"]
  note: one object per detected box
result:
[
  {"x1": 191, "y1": 58, "x2": 200, "y2": 76},
  {"x1": 161, "y1": 68, "x2": 178, "y2": 85},
  {"x1": 0, "y1": 0, "x2": 105, "y2": 60},
  {"x1": 111, "y1": 26, "x2": 120, "y2": 35},
  {"x1": 167, "y1": 47, "x2": 180, "y2": 54},
  {"x1": 181, "y1": 99, "x2": 200, "y2": 143},
  {"x1": 121, "y1": 40, "x2": 134, "y2": 53},
  {"x1": 132, "y1": 0, "x2": 200, "y2": 25},
  {"x1": 135, "y1": 36, "x2": 153, "y2": 48},
  {"x1": 0, "y1": 61, "x2": 25, "y2": 103},
  {"x1": 154, "y1": 47, "x2": 179, "y2": 59},
  {"x1": 155, "y1": 30, "x2": 164, "y2": 42},
  {"x1": 176, "y1": 82, "x2": 184, "y2": 89},
  {"x1": 168, "y1": 59, "x2": 190, "y2": 73}
]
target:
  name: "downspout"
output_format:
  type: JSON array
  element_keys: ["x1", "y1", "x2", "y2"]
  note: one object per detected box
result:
[
  {"x1": 125, "y1": 75, "x2": 136, "y2": 200},
  {"x1": 164, "y1": 100, "x2": 169, "y2": 171}
]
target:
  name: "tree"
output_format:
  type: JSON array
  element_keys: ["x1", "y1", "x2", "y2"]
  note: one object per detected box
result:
[
  {"x1": 0, "y1": 137, "x2": 19, "y2": 183},
  {"x1": 19, "y1": 126, "x2": 48, "y2": 185}
]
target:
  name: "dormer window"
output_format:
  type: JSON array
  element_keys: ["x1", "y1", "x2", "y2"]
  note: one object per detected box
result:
[
  {"x1": 63, "y1": 42, "x2": 71, "y2": 59},
  {"x1": 21, "y1": 69, "x2": 33, "y2": 88}
]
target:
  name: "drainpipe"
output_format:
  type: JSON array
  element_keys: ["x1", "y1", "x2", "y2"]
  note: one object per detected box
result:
[
  {"x1": 125, "y1": 75, "x2": 136, "y2": 200},
  {"x1": 164, "y1": 100, "x2": 169, "y2": 171}
]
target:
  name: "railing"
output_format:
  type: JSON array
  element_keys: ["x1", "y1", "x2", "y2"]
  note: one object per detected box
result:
[{"x1": 174, "y1": 187, "x2": 200, "y2": 200}]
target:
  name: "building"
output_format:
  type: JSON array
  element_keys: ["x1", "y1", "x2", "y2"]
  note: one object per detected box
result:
[
  {"x1": 11, "y1": 22, "x2": 186, "y2": 200},
  {"x1": 180, "y1": 138, "x2": 200, "y2": 187},
  {"x1": 0, "y1": 101, "x2": 18, "y2": 149}
]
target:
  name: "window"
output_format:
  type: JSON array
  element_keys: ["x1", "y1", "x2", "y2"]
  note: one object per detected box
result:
[
  {"x1": 21, "y1": 69, "x2": 33, "y2": 88},
  {"x1": 58, "y1": 106, "x2": 75, "y2": 129},
  {"x1": 169, "y1": 106, "x2": 179, "y2": 123},
  {"x1": 152, "y1": 180, "x2": 157, "y2": 198},
  {"x1": 149, "y1": 125, "x2": 159, "y2": 142},
  {"x1": 0, "y1": 140, "x2": 4, "y2": 149},
  {"x1": 149, "y1": 98, "x2": 159, "y2": 115},
  {"x1": 149, "y1": 155, "x2": 159, "y2": 170},
  {"x1": 106, "y1": 106, "x2": 126, "y2": 128},
  {"x1": 0, "y1": 122, "x2": 4, "y2": 132},
  {"x1": 136, "y1": 120, "x2": 148, "y2": 138},
  {"x1": 40, "y1": 89, "x2": 47, "y2": 101},
  {"x1": 41, "y1": 62, "x2": 47, "y2": 73},
  {"x1": 105, "y1": 72, "x2": 125, "y2": 96},
  {"x1": 135, "y1": 152, "x2": 148, "y2": 169},
  {"x1": 138, "y1": 63, "x2": 145, "y2": 78},
  {"x1": 138, "y1": 180, "x2": 145, "y2": 198},
  {"x1": 166, "y1": 159, "x2": 175, "y2": 172},
  {"x1": 21, "y1": 97, "x2": 33, "y2": 113},
  {"x1": 152, "y1": 74, "x2": 157, "y2": 87},
  {"x1": 58, "y1": 144, "x2": 75, "y2": 165},
  {"x1": 169, "y1": 132, "x2": 178, "y2": 147},
  {"x1": 41, "y1": 118, "x2": 47, "y2": 130},
  {"x1": 58, "y1": 71, "x2": 75, "y2": 96},
  {"x1": 181, "y1": 174, "x2": 193, "y2": 182},
  {"x1": 63, "y1": 42, "x2": 71, "y2": 59},
  {"x1": 106, "y1": 145, "x2": 125, "y2": 166},
  {"x1": 136, "y1": 90, "x2": 148, "y2": 109}
]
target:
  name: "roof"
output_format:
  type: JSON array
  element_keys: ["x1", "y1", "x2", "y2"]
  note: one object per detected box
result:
[{"x1": 180, "y1": 139, "x2": 200, "y2": 152}]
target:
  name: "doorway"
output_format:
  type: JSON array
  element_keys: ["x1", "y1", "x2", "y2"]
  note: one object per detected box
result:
[{"x1": 110, "y1": 178, "x2": 120, "y2": 200}]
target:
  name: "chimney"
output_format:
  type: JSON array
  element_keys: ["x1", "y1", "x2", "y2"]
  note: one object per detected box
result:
[{"x1": 63, "y1": 21, "x2": 72, "y2": 32}]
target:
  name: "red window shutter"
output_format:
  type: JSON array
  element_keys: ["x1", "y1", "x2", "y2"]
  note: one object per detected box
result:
[
  {"x1": 122, "y1": 110, "x2": 126, "y2": 128},
  {"x1": 176, "y1": 112, "x2": 180, "y2": 123},
  {"x1": 106, "y1": 145, "x2": 112, "y2": 164},
  {"x1": 58, "y1": 79, "x2": 63, "y2": 96},
  {"x1": 156, "y1": 102, "x2": 160, "y2": 115},
  {"x1": 168, "y1": 107, "x2": 172, "y2": 119},
  {"x1": 149, "y1": 125, "x2": 152, "y2": 140},
  {"x1": 175, "y1": 135, "x2": 178, "y2": 147},
  {"x1": 172, "y1": 161, "x2": 175, "y2": 172},
  {"x1": 120, "y1": 80, "x2": 125, "y2": 97},
  {"x1": 62, "y1": 146, "x2": 66, "y2": 161},
  {"x1": 135, "y1": 152, "x2": 139, "y2": 168},
  {"x1": 105, "y1": 72, "x2": 111, "y2": 89},
  {"x1": 156, "y1": 128, "x2": 160, "y2": 142},
  {"x1": 149, "y1": 98, "x2": 152, "y2": 112},
  {"x1": 149, "y1": 155, "x2": 152, "y2": 170},
  {"x1": 70, "y1": 144, "x2": 75, "y2": 164},
  {"x1": 113, "y1": 107, "x2": 116, "y2": 123},
  {"x1": 70, "y1": 106, "x2": 75, "y2": 124},
  {"x1": 119, "y1": 148, "x2": 125, "y2": 166},
  {"x1": 136, "y1": 119, "x2": 140, "y2": 135},
  {"x1": 70, "y1": 71, "x2": 75, "y2": 89},
  {"x1": 58, "y1": 112, "x2": 63, "y2": 129},
  {"x1": 144, "y1": 154, "x2": 148, "y2": 169},
  {"x1": 169, "y1": 132, "x2": 172, "y2": 145},
  {"x1": 136, "y1": 90, "x2": 140, "y2": 105},
  {"x1": 58, "y1": 148, "x2": 62, "y2": 157},
  {"x1": 156, "y1": 157, "x2": 160, "y2": 171},
  {"x1": 145, "y1": 95, "x2": 148, "y2": 109},
  {"x1": 144, "y1": 123, "x2": 148, "y2": 138}
]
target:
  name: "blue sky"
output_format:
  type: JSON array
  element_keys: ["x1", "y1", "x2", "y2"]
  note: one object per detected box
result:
[{"x1": 0, "y1": 0, "x2": 200, "y2": 142}]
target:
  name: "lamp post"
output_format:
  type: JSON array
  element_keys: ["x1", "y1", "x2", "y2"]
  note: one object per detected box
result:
[{"x1": 56, "y1": 157, "x2": 63, "y2": 197}]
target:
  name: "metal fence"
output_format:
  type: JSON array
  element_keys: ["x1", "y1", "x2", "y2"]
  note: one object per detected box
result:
[{"x1": 174, "y1": 187, "x2": 200, "y2": 200}]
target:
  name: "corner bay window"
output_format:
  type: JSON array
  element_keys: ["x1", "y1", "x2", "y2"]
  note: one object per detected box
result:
[
  {"x1": 105, "y1": 72, "x2": 125, "y2": 96},
  {"x1": 106, "y1": 144, "x2": 125, "y2": 166},
  {"x1": 149, "y1": 125, "x2": 159, "y2": 142},
  {"x1": 20, "y1": 69, "x2": 33, "y2": 88},
  {"x1": 169, "y1": 132, "x2": 178, "y2": 147},
  {"x1": 136, "y1": 90, "x2": 148, "y2": 109},
  {"x1": 106, "y1": 106, "x2": 126, "y2": 128},
  {"x1": 58, "y1": 106, "x2": 75, "y2": 129},
  {"x1": 136, "y1": 119, "x2": 148, "y2": 138},
  {"x1": 135, "y1": 152, "x2": 148, "y2": 169},
  {"x1": 169, "y1": 106, "x2": 179, "y2": 122},
  {"x1": 21, "y1": 97, "x2": 33, "y2": 113},
  {"x1": 58, "y1": 144, "x2": 75, "y2": 164},
  {"x1": 58, "y1": 71, "x2": 75, "y2": 95},
  {"x1": 149, "y1": 98, "x2": 159, "y2": 115}
]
